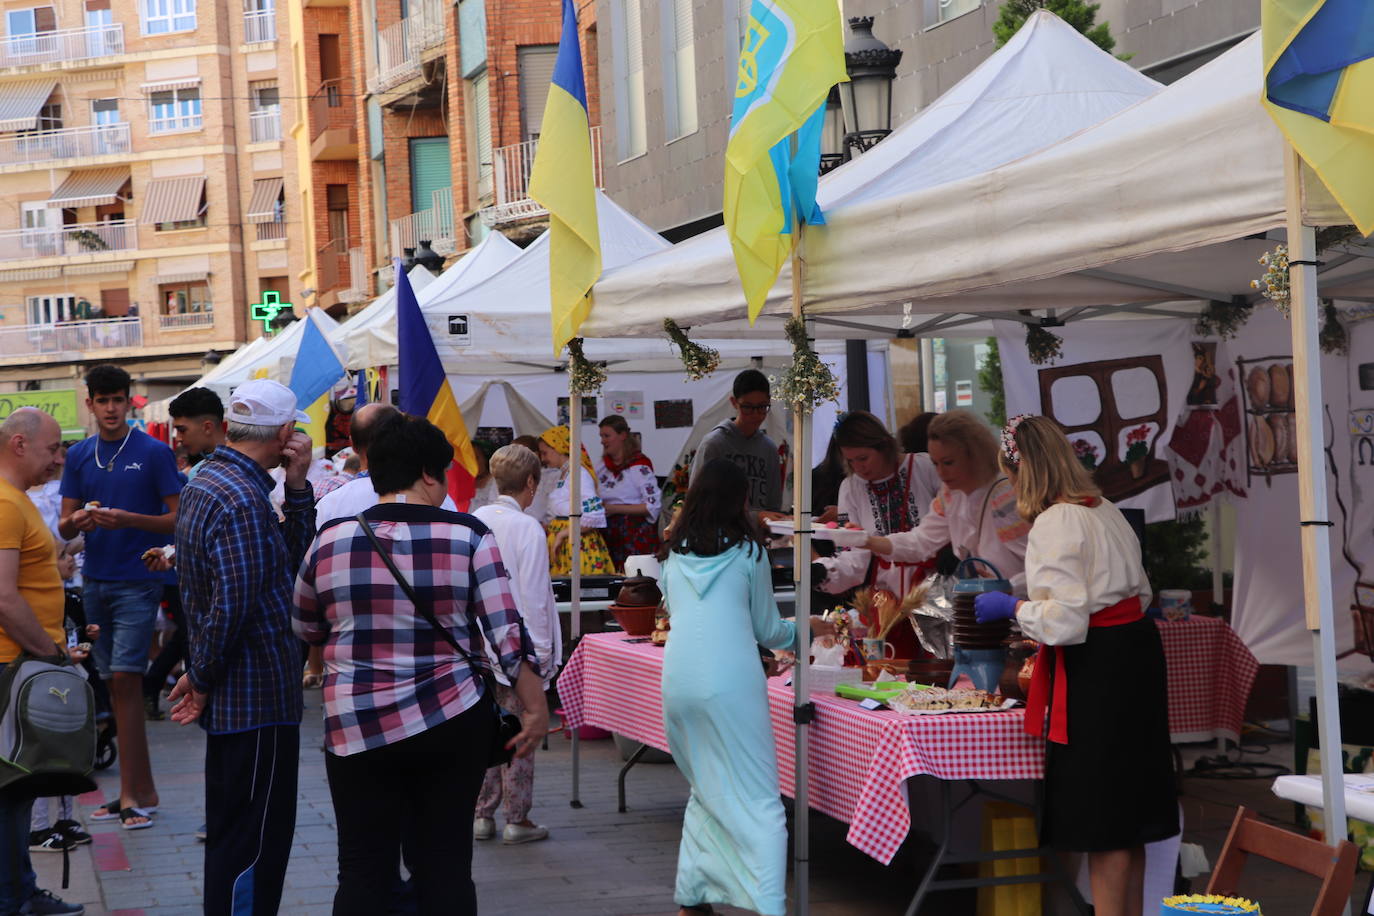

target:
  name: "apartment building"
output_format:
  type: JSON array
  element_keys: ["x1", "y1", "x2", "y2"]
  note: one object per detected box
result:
[
  {"x1": 0, "y1": 0, "x2": 306, "y2": 405},
  {"x1": 345, "y1": 0, "x2": 599, "y2": 299},
  {"x1": 594, "y1": 0, "x2": 1259, "y2": 236}
]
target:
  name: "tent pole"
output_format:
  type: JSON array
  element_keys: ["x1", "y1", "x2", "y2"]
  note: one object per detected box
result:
[
  {"x1": 1283, "y1": 145, "x2": 1347, "y2": 846},
  {"x1": 791, "y1": 229, "x2": 813, "y2": 916},
  {"x1": 569, "y1": 368, "x2": 584, "y2": 808},
  {"x1": 1210, "y1": 500, "x2": 1227, "y2": 756}
]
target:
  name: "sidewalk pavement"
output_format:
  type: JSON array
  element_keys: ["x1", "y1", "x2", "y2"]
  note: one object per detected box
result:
[{"x1": 33, "y1": 689, "x2": 1374, "y2": 915}]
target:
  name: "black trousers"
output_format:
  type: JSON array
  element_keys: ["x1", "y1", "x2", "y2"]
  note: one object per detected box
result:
[
  {"x1": 144, "y1": 586, "x2": 187, "y2": 700},
  {"x1": 325, "y1": 701, "x2": 491, "y2": 916},
  {"x1": 204, "y1": 724, "x2": 300, "y2": 916}
]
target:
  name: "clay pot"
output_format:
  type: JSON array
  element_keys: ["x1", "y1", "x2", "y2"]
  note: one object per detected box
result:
[{"x1": 1129, "y1": 457, "x2": 1146, "y2": 479}]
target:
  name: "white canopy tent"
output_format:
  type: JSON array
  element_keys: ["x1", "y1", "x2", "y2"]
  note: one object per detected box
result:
[
  {"x1": 188, "y1": 308, "x2": 342, "y2": 401},
  {"x1": 329, "y1": 265, "x2": 438, "y2": 371}
]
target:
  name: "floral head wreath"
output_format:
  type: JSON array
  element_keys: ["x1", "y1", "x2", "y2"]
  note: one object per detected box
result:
[{"x1": 1001, "y1": 414, "x2": 1033, "y2": 467}]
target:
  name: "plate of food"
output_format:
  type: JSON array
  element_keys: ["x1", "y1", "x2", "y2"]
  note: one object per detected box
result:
[
  {"x1": 884, "y1": 684, "x2": 1017, "y2": 715},
  {"x1": 766, "y1": 519, "x2": 869, "y2": 548}
]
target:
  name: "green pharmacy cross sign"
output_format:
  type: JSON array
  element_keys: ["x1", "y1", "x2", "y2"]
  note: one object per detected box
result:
[{"x1": 251, "y1": 291, "x2": 292, "y2": 332}]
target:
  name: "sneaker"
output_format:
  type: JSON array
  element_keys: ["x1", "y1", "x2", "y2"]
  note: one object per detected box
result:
[
  {"x1": 28, "y1": 830, "x2": 72, "y2": 854},
  {"x1": 20, "y1": 889, "x2": 84, "y2": 914},
  {"x1": 473, "y1": 817, "x2": 495, "y2": 841},
  {"x1": 53, "y1": 820, "x2": 91, "y2": 847},
  {"x1": 194, "y1": 823, "x2": 207, "y2": 841},
  {"x1": 143, "y1": 696, "x2": 165, "y2": 721},
  {"x1": 501, "y1": 822, "x2": 549, "y2": 845}
]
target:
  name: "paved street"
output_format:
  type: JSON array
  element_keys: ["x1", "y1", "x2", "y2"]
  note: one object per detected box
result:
[{"x1": 33, "y1": 689, "x2": 1374, "y2": 915}]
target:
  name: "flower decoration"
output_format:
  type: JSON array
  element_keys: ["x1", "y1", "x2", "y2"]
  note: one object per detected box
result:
[
  {"x1": 1251, "y1": 244, "x2": 1291, "y2": 316},
  {"x1": 566, "y1": 337, "x2": 607, "y2": 395},
  {"x1": 1072, "y1": 438, "x2": 1100, "y2": 471},
  {"x1": 1025, "y1": 324, "x2": 1064, "y2": 365},
  {"x1": 775, "y1": 316, "x2": 840, "y2": 410},
  {"x1": 1124, "y1": 424, "x2": 1152, "y2": 463},
  {"x1": 663, "y1": 319, "x2": 721, "y2": 381},
  {"x1": 1194, "y1": 299, "x2": 1254, "y2": 340},
  {"x1": 1319, "y1": 300, "x2": 1348, "y2": 355},
  {"x1": 1000, "y1": 414, "x2": 1032, "y2": 467}
]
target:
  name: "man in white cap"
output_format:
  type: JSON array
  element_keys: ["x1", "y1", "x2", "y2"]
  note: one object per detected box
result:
[{"x1": 167, "y1": 379, "x2": 315, "y2": 916}]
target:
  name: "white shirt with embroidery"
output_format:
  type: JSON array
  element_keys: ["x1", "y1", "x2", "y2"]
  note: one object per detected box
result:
[
  {"x1": 547, "y1": 466, "x2": 606, "y2": 529},
  {"x1": 883, "y1": 477, "x2": 1031, "y2": 594},
  {"x1": 596, "y1": 462, "x2": 662, "y2": 523}
]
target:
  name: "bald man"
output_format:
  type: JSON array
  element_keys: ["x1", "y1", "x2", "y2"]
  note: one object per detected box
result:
[{"x1": 0, "y1": 408, "x2": 86, "y2": 916}]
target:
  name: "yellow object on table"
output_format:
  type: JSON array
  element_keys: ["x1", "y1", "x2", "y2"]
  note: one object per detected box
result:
[{"x1": 977, "y1": 802, "x2": 1042, "y2": 916}]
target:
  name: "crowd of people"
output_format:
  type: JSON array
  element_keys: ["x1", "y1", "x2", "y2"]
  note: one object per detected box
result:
[{"x1": 0, "y1": 361, "x2": 1173, "y2": 916}]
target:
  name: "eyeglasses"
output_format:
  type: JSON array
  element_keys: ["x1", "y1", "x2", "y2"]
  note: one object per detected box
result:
[{"x1": 738, "y1": 402, "x2": 771, "y2": 414}]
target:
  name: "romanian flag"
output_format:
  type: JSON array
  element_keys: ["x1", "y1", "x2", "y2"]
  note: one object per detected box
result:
[
  {"x1": 1263, "y1": 0, "x2": 1374, "y2": 234},
  {"x1": 725, "y1": 0, "x2": 845, "y2": 322},
  {"x1": 528, "y1": 0, "x2": 600, "y2": 354},
  {"x1": 395, "y1": 260, "x2": 479, "y2": 506}
]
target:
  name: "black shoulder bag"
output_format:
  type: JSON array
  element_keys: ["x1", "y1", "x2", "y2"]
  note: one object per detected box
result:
[{"x1": 355, "y1": 513, "x2": 522, "y2": 767}]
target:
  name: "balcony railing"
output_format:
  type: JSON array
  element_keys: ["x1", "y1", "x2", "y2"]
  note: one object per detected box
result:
[
  {"x1": 0, "y1": 220, "x2": 136, "y2": 263},
  {"x1": 0, "y1": 23, "x2": 124, "y2": 68},
  {"x1": 0, "y1": 316, "x2": 141, "y2": 360},
  {"x1": 243, "y1": 8, "x2": 276, "y2": 43},
  {"x1": 369, "y1": 0, "x2": 446, "y2": 93},
  {"x1": 342, "y1": 246, "x2": 368, "y2": 302},
  {"x1": 0, "y1": 123, "x2": 131, "y2": 166},
  {"x1": 317, "y1": 238, "x2": 348, "y2": 293},
  {"x1": 308, "y1": 79, "x2": 352, "y2": 141},
  {"x1": 148, "y1": 112, "x2": 202, "y2": 134},
  {"x1": 158, "y1": 311, "x2": 215, "y2": 330},
  {"x1": 389, "y1": 187, "x2": 455, "y2": 260},
  {"x1": 249, "y1": 106, "x2": 281, "y2": 142},
  {"x1": 480, "y1": 127, "x2": 603, "y2": 226},
  {"x1": 255, "y1": 220, "x2": 286, "y2": 242}
]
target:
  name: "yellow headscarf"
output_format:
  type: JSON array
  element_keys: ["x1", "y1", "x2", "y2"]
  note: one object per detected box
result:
[{"x1": 540, "y1": 425, "x2": 597, "y2": 484}]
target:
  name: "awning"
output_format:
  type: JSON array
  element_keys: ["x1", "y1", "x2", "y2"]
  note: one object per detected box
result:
[
  {"x1": 246, "y1": 178, "x2": 283, "y2": 223},
  {"x1": 140, "y1": 78, "x2": 201, "y2": 93},
  {"x1": 141, "y1": 176, "x2": 206, "y2": 224},
  {"x1": 48, "y1": 168, "x2": 130, "y2": 208},
  {"x1": 0, "y1": 79, "x2": 58, "y2": 131},
  {"x1": 152, "y1": 270, "x2": 209, "y2": 285}
]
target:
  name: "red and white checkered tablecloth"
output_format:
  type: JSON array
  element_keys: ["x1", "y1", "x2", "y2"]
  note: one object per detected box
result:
[
  {"x1": 1154, "y1": 615, "x2": 1259, "y2": 744},
  {"x1": 558, "y1": 633, "x2": 1044, "y2": 865}
]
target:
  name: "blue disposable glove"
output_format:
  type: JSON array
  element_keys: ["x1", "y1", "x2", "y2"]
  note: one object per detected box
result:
[{"x1": 974, "y1": 591, "x2": 1019, "y2": 624}]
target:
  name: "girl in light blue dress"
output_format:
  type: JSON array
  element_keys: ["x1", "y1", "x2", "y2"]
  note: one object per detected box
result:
[{"x1": 659, "y1": 458, "x2": 833, "y2": 916}]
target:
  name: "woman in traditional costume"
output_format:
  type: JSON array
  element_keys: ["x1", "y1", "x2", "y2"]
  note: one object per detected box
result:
[
  {"x1": 537, "y1": 425, "x2": 613, "y2": 576},
  {"x1": 596, "y1": 415, "x2": 661, "y2": 570}
]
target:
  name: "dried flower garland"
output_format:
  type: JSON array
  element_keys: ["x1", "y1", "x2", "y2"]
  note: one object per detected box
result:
[
  {"x1": 663, "y1": 318, "x2": 721, "y2": 380},
  {"x1": 1025, "y1": 324, "x2": 1064, "y2": 365},
  {"x1": 1252, "y1": 244, "x2": 1291, "y2": 315},
  {"x1": 565, "y1": 338, "x2": 607, "y2": 395},
  {"x1": 1319, "y1": 300, "x2": 1348, "y2": 355},
  {"x1": 1194, "y1": 300, "x2": 1253, "y2": 340},
  {"x1": 776, "y1": 316, "x2": 840, "y2": 410}
]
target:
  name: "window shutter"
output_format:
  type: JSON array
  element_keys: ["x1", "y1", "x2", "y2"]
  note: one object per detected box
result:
[
  {"x1": 517, "y1": 45, "x2": 557, "y2": 141},
  {"x1": 35, "y1": 7, "x2": 57, "y2": 31},
  {"x1": 472, "y1": 73, "x2": 491, "y2": 195},
  {"x1": 408, "y1": 137, "x2": 451, "y2": 213},
  {"x1": 673, "y1": 0, "x2": 692, "y2": 50}
]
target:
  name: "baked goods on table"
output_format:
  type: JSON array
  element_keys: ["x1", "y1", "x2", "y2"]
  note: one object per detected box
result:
[
  {"x1": 885, "y1": 684, "x2": 1001, "y2": 713},
  {"x1": 1161, "y1": 894, "x2": 1260, "y2": 914}
]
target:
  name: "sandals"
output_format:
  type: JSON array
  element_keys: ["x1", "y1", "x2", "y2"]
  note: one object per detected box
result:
[
  {"x1": 119, "y1": 806, "x2": 154, "y2": 831},
  {"x1": 90, "y1": 798, "x2": 159, "y2": 822}
]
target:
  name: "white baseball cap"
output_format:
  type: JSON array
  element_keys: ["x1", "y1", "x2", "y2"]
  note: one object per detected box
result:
[{"x1": 228, "y1": 379, "x2": 310, "y2": 427}]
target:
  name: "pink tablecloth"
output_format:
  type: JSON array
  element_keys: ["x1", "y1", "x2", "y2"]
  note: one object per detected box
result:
[
  {"x1": 557, "y1": 632, "x2": 1045, "y2": 865},
  {"x1": 1154, "y1": 615, "x2": 1259, "y2": 744}
]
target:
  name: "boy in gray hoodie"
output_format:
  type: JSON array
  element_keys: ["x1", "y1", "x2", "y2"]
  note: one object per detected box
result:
[{"x1": 690, "y1": 369, "x2": 788, "y2": 525}]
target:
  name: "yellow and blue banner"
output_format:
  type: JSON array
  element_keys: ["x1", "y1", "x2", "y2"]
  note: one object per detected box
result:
[
  {"x1": 529, "y1": 0, "x2": 601, "y2": 354},
  {"x1": 726, "y1": 0, "x2": 845, "y2": 322},
  {"x1": 395, "y1": 260, "x2": 479, "y2": 504},
  {"x1": 1263, "y1": 0, "x2": 1374, "y2": 234}
]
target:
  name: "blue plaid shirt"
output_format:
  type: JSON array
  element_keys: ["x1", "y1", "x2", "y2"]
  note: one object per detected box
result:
[{"x1": 175, "y1": 446, "x2": 316, "y2": 734}]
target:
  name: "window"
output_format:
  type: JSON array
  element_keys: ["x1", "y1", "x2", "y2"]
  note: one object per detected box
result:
[
  {"x1": 243, "y1": 0, "x2": 274, "y2": 42},
  {"x1": 249, "y1": 80, "x2": 278, "y2": 110},
  {"x1": 925, "y1": 0, "x2": 980, "y2": 27},
  {"x1": 409, "y1": 136, "x2": 451, "y2": 211},
  {"x1": 27, "y1": 295, "x2": 77, "y2": 324},
  {"x1": 91, "y1": 98, "x2": 119, "y2": 125},
  {"x1": 614, "y1": 0, "x2": 646, "y2": 160},
  {"x1": 662, "y1": 0, "x2": 697, "y2": 139},
  {"x1": 326, "y1": 184, "x2": 349, "y2": 245},
  {"x1": 155, "y1": 186, "x2": 206, "y2": 230},
  {"x1": 84, "y1": 0, "x2": 117, "y2": 55},
  {"x1": 148, "y1": 87, "x2": 201, "y2": 133},
  {"x1": 160, "y1": 282, "x2": 211, "y2": 314},
  {"x1": 468, "y1": 75, "x2": 491, "y2": 198},
  {"x1": 20, "y1": 202, "x2": 58, "y2": 254},
  {"x1": 143, "y1": 0, "x2": 195, "y2": 35},
  {"x1": 6, "y1": 6, "x2": 56, "y2": 56},
  {"x1": 517, "y1": 45, "x2": 556, "y2": 142}
]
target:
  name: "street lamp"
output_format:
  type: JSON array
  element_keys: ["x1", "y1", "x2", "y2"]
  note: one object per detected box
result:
[
  {"x1": 200, "y1": 350, "x2": 222, "y2": 372},
  {"x1": 413, "y1": 240, "x2": 445, "y2": 273},
  {"x1": 837, "y1": 16, "x2": 902, "y2": 157},
  {"x1": 819, "y1": 88, "x2": 845, "y2": 175}
]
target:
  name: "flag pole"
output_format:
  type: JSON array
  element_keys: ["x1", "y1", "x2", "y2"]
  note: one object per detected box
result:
[
  {"x1": 1283, "y1": 144, "x2": 1347, "y2": 843},
  {"x1": 790, "y1": 224, "x2": 813, "y2": 916},
  {"x1": 569, "y1": 364, "x2": 584, "y2": 808}
]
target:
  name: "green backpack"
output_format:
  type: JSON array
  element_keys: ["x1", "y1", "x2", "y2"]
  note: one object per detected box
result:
[{"x1": 0, "y1": 656, "x2": 97, "y2": 798}]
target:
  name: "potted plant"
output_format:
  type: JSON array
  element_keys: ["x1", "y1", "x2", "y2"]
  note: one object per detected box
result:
[
  {"x1": 1072, "y1": 438, "x2": 1099, "y2": 472},
  {"x1": 1124, "y1": 424, "x2": 1151, "y2": 479}
]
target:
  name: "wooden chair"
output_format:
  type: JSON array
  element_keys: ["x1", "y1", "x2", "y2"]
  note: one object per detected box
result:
[{"x1": 1205, "y1": 805, "x2": 1359, "y2": 916}]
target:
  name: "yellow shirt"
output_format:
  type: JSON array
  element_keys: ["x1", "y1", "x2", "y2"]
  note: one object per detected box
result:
[{"x1": 0, "y1": 478, "x2": 64, "y2": 663}]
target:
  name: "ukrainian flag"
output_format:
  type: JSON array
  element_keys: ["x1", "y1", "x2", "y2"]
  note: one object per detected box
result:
[
  {"x1": 395, "y1": 260, "x2": 480, "y2": 504},
  {"x1": 726, "y1": 0, "x2": 845, "y2": 322},
  {"x1": 1263, "y1": 0, "x2": 1374, "y2": 234},
  {"x1": 529, "y1": 0, "x2": 600, "y2": 355}
]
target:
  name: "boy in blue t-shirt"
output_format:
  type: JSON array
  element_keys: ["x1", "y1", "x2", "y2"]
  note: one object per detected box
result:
[{"x1": 58, "y1": 364, "x2": 182, "y2": 830}]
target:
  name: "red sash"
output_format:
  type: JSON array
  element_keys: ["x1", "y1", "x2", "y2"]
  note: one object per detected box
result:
[{"x1": 1023, "y1": 596, "x2": 1143, "y2": 745}]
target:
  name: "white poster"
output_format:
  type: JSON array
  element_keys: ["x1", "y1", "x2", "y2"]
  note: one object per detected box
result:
[{"x1": 603, "y1": 390, "x2": 644, "y2": 420}]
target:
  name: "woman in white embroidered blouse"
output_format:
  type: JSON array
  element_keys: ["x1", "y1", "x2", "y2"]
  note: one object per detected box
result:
[
  {"x1": 596, "y1": 415, "x2": 662, "y2": 570},
  {"x1": 537, "y1": 426, "x2": 613, "y2": 576}
]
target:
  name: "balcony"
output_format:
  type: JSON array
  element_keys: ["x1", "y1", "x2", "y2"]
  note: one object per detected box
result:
[
  {"x1": 243, "y1": 9, "x2": 276, "y2": 43},
  {"x1": 0, "y1": 220, "x2": 136, "y2": 263},
  {"x1": 390, "y1": 187, "x2": 455, "y2": 260},
  {"x1": 249, "y1": 106, "x2": 281, "y2": 143},
  {"x1": 0, "y1": 24, "x2": 123, "y2": 69},
  {"x1": 308, "y1": 79, "x2": 357, "y2": 159},
  {"x1": 148, "y1": 112, "x2": 202, "y2": 134},
  {"x1": 0, "y1": 316, "x2": 141, "y2": 362},
  {"x1": 255, "y1": 220, "x2": 286, "y2": 242},
  {"x1": 369, "y1": 0, "x2": 446, "y2": 94},
  {"x1": 0, "y1": 123, "x2": 131, "y2": 167},
  {"x1": 479, "y1": 127, "x2": 603, "y2": 227},
  {"x1": 158, "y1": 311, "x2": 215, "y2": 330}
]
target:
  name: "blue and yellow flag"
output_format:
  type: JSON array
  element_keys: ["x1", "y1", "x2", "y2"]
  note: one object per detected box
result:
[
  {"x1": 1263, "y1": 0, "x2": 1374, "y2": 234},
  {"x1": 529, "y1": 0, "x2": 600, "y2": 354},
  {"x1": 726, "y1": 0, "x2": 845, "y2": 322},
  {"x1": 395, "y1": 260, "x2": 479, "y2": 504},
  {"x1": 287, "y1": 314, "x2": 346, "y2": 409}
]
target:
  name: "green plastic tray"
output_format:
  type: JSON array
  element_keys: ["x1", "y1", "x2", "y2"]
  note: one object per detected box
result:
[{"x1": 835, "y1": 682, "x2": 919, "y2": 702}]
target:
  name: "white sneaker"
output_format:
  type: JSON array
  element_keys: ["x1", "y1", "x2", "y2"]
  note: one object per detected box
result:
[
  {"x1": 473, "y1": 817, "x2": 496, "y2": 840},
  {"x1": 501, "y1": 822, "x2": 549, "y2": 845}
]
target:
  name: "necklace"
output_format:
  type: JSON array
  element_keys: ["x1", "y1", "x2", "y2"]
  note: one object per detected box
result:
[{"x1": 94, "y1": 428, "x2": 132, "y2": 473}]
